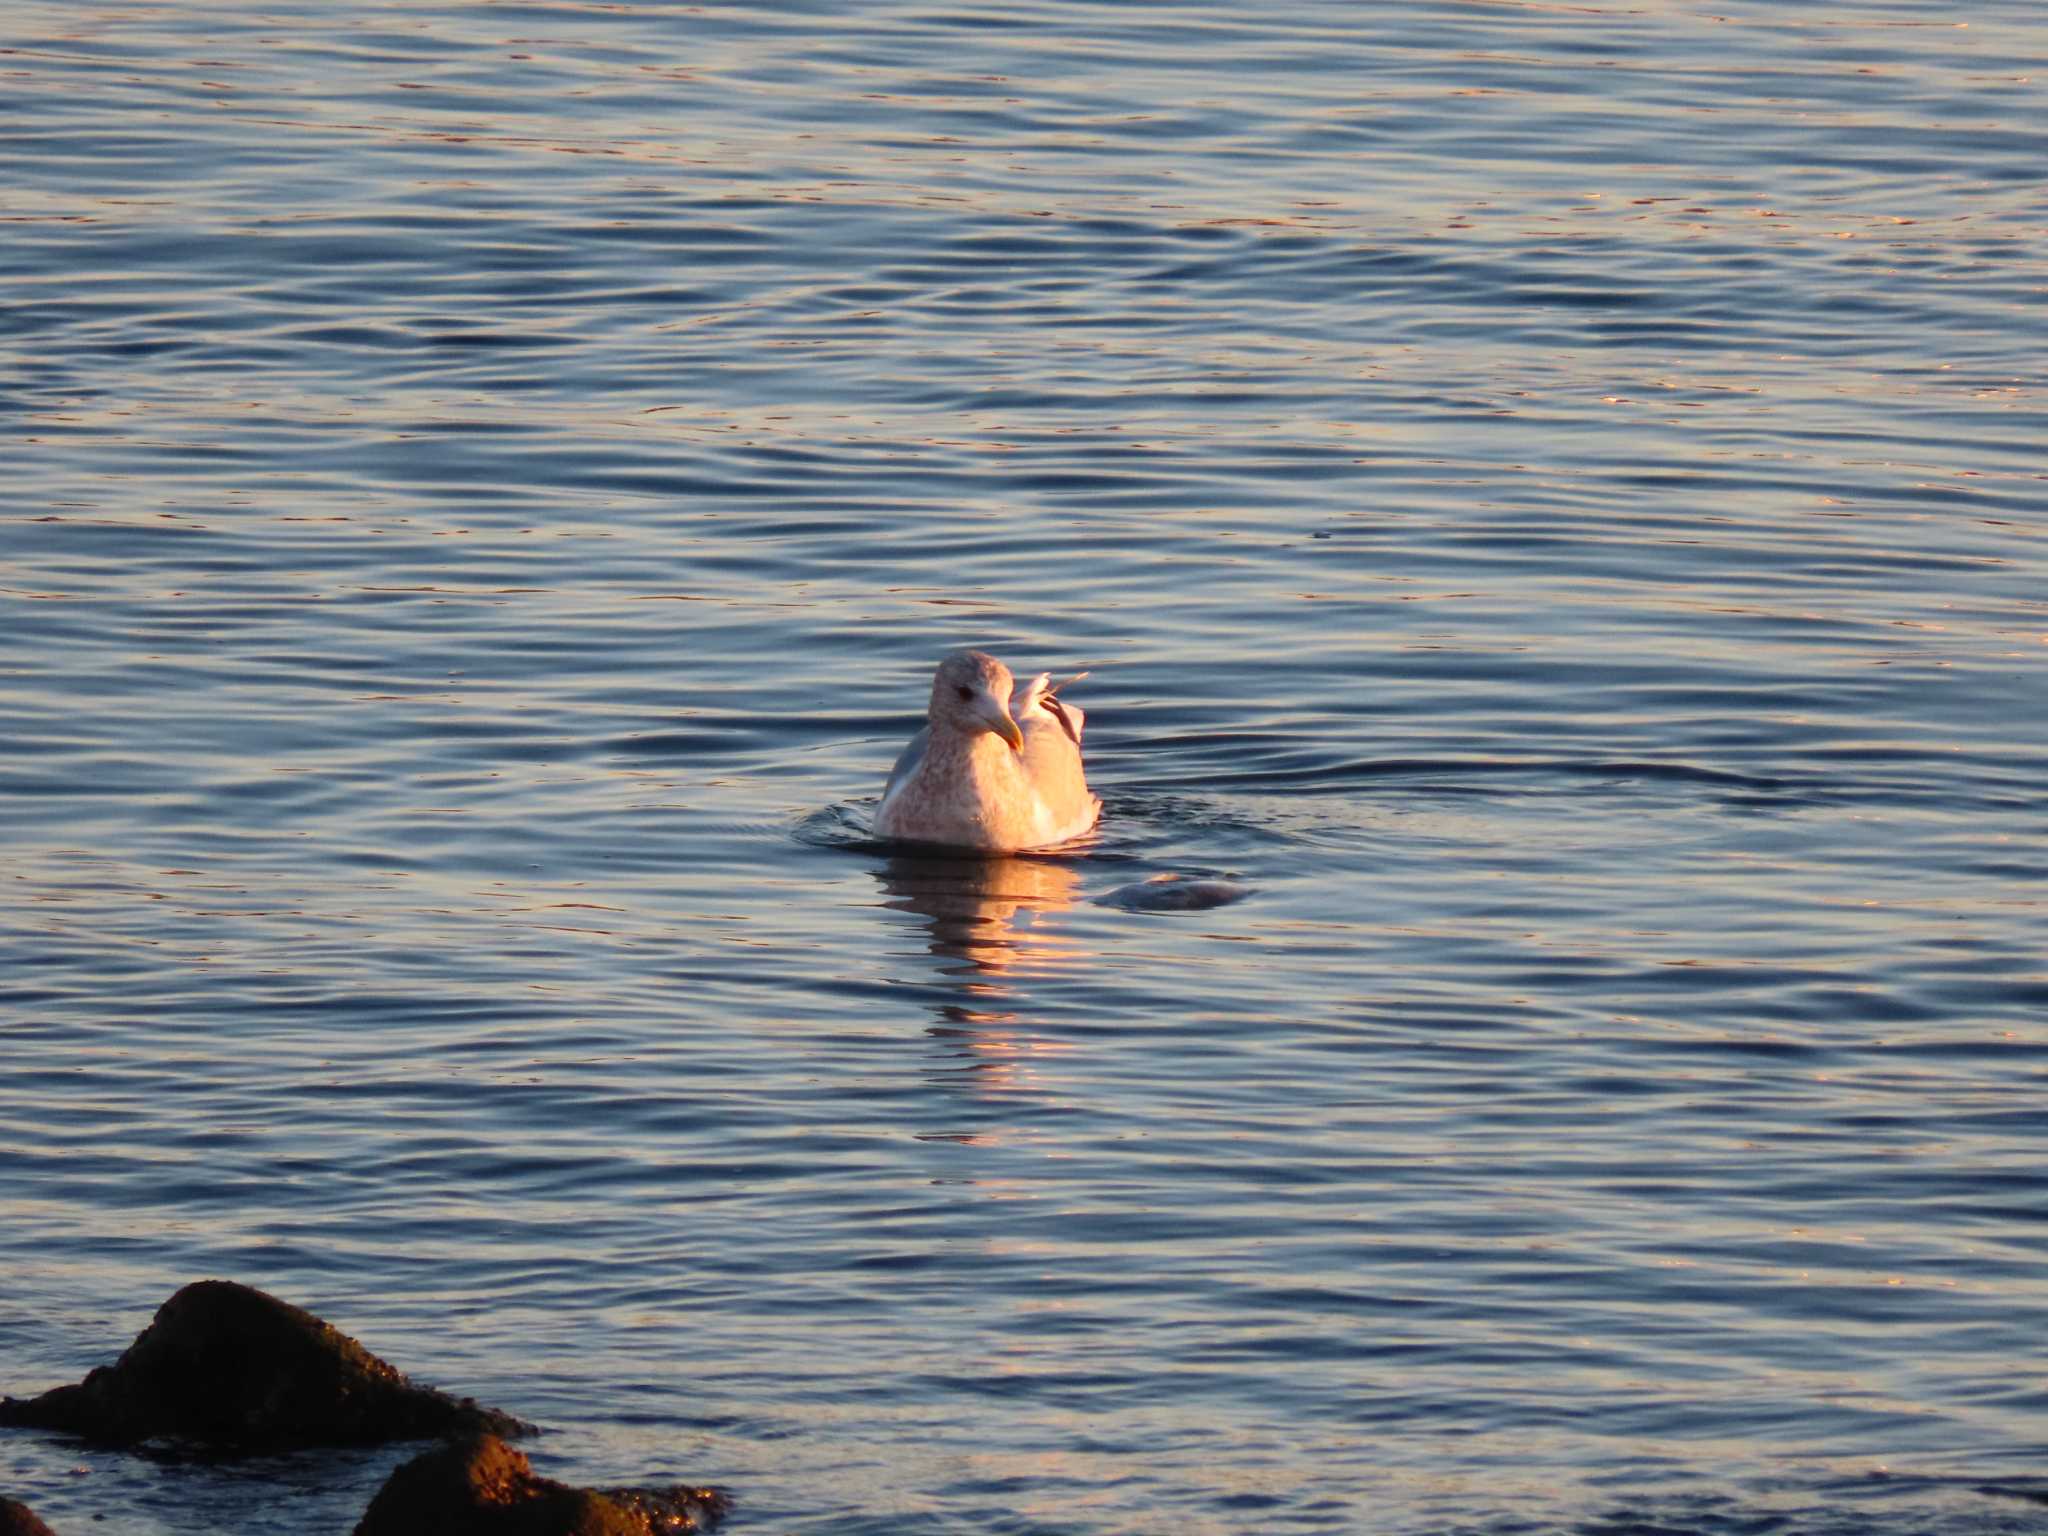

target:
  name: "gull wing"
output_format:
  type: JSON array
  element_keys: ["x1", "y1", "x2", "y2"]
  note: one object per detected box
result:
[
  {"x1": 880, "y1": 724, "x2": 930, "y2": 807},
  {"x1": 1014, "y1": 672, "x2": 1100, "y2": 843},
  {"x1": 1015, "y1": 671, "x2": 1089, "y2": 744}
]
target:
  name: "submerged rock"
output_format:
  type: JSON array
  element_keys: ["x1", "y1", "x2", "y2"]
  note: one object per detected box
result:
[
  {"x1": 0, "y1": 1499, "x2": 58, "y2": 1536},
  {"x1": 0, "y1": 1280, "x2": 530, "y2": 1449},
  {"x1": 353, "y1": 1433, "x2": 727, "y2": 1536},
  {"x1": 1097, "y1": 873, "x2": 1254, "y2": 912}
]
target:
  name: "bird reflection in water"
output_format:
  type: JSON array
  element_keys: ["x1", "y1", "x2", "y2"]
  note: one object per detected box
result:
[{"x1": 873, "y1": 852, "x2": 1087, "y2": 1107}]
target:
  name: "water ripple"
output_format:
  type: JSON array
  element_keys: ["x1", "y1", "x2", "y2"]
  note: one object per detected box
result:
[{"x1": 5, "y1": 3, "x2": 2048, "y2": 1535}]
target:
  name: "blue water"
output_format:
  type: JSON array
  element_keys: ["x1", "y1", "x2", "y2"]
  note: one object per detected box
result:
[{"x1": 4, "y1": 3, "x2": 2047, "y2": 1533}]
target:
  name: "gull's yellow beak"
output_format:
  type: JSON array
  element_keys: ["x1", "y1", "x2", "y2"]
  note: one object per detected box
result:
[{"x1": 971, "y1": 686, "x2": 1025, "y2": 751}]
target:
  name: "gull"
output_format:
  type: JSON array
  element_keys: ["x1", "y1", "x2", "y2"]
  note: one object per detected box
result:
[{"x1": 874, "y1": 650, "x2": 1100, "y2": 852}]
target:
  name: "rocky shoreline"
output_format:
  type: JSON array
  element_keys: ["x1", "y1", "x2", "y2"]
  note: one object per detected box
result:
[{"x1": 0, "y1": 1281, "x2": 726, "y2": 1535}]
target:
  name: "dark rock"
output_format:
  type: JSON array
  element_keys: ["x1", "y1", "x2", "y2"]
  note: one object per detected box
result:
[
  {"x1": 353, "y1": 1433, "x2": 727, "y2": 1536},
  {"x1": 0, "y1": 1499, "x2": 58, "y2": 1536},
  {"x1": 0, "y1": 1280, "x2": 531, "y2": 1450}
]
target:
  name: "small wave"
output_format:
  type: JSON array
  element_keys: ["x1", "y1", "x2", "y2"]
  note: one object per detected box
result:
[
  {"x1": 793, "y1": 802, "x2": 885, "y2": 851},
  {"x1": 1202, "y1": 755, "x2": 1798, "y2": 796}
]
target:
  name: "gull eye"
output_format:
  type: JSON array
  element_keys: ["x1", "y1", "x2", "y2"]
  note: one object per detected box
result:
[{"x1": 955, "y1": 686, "x2": 974, "y2": 702}]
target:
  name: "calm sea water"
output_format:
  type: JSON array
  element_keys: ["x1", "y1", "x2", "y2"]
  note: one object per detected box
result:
[{"x1": 4, "y1": 3, "x2": 2047, "y2": 1533}]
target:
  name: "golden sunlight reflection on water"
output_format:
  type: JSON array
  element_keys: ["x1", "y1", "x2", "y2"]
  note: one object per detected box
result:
[
  {"x1": 877, "y1": 853, "x2": 1087, "y2": 982},
  {"x1": 878, "y1": 854, "x2": 1088, "y2": 1106}
]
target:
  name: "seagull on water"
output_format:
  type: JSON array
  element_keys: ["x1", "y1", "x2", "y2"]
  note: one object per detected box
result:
[{"x1": 873, "y1": 650, "x2": 1100, "y2": 853}]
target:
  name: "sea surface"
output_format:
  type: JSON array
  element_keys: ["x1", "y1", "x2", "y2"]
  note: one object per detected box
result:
[{"x1": 3, "y1": 3, "x2": 2046, "y2": 1533}]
